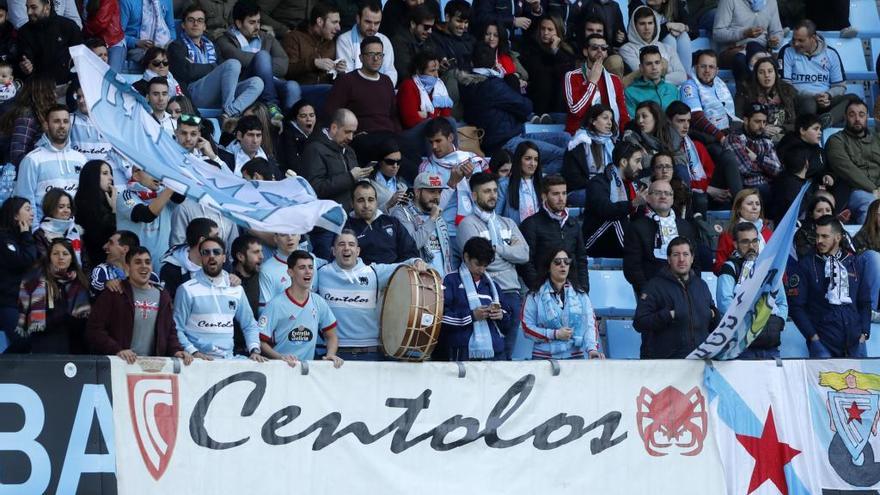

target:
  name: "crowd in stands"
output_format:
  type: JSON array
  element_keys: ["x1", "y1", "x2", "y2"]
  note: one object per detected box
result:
[{"x1": 1, "y1": 0, "x2": 880, "y2": 365}]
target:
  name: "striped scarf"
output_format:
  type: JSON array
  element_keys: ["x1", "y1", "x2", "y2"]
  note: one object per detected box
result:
[
  {"x1": 182, "y1": 34, "x2": 216, "y2": 64},
  {"x1": 459, "y1": 264, "x2": 499, "y2": 359},
  {"x1": 16, "y1": 272, "x2": 90, "y2": 338},
  {"x1": 537, "y1": 281, "x2": 587, "y2": 355}
]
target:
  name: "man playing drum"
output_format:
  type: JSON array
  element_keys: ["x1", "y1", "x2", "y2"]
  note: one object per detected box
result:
[
  {"x1": 315, "y1": 230, "x2": 428, "y2": 361},
  {"x1": 259, "y1": 251, "x2": 344, "y2": 368}
]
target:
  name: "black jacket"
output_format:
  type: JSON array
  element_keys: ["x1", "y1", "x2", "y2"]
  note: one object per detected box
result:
[
  {"x1": 430, "y1": 29, "x2": 476, "y2": 72},
  {"x1": 0, "y1": 230, "x2": 37, "y2": 308},
  {"x1": 17, "y1": 14, "x2": 82, "y2": 84},
  {"x1": 583, "y1": 166, "x2": 634, "y2": 258},
  {"x1": 313, "y1": 213, "x2": 419, "y2": 265},
  {"x1": 561, "y1": 141, "x2": 603, "y2": 193},
  {"x1": 518, "y1": 208, "x2": 589, "y2": 292},
  {"x1": 519, "y1": 36, "x2": 575, "y2": 115},
  {"x1": 633, "y1": 267, "x2": 720, "y2": 359},
  {"x1": 301, "y1": 130, "x2": 359, "y2": 211},
  {"x1": 460, "y1": 75, "x2": 532, "y2": 154},
  {"x1": 167, "y1": 38, "x2": 217, "y2": 87},
  {"x1": 280, "y1": 121, "x2": 310, "y2": 175},
  {"x1": 623, "y1": 212, "x2": 698, "y2": 294}
]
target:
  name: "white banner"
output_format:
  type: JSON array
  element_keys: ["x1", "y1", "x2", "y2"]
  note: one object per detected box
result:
[{"x1": 111, "y1": 359, "x2": 723, "y2": 494}]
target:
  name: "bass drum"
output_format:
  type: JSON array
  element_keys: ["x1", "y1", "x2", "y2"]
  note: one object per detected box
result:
[{"x1": 380, "y1": 265, "x2": 444, "y2": 361}]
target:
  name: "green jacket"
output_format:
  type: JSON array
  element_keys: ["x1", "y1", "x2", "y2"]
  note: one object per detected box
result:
[
  {"x1": 623, "y1": 77, "x2": 679, "y2": 117},
  {"x1": 826, "y1": 128, "x2": 880, "y2": 193}
]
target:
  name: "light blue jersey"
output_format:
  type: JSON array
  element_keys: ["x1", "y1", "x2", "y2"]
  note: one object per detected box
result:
[
  {"x1": 315, "y1": 258, "x2": 413, "y2": 347},
  {"x1": 258, "y1": 291, "x2": 337, "y2": 360},
  {"x1": 69, "y1": 111, "x2": 111, "y2": 161},
  {"x1": 173, "y1": 270, "x2": 261, "y2": 358},
  {"x1": 258, "y1": 251, "x2": 326, "y2": 306},
  {"x1": 116, "y1": 186, "x2": 176, "y2": 272},
  {"x1": 780, "y1": 38, "x2": 844, "y2": 95},
  {"x1": 14, "y1": 136, "x2": 86, "y2": 227}
]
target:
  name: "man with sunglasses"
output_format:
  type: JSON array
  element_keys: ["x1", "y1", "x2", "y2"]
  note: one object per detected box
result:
[
  {"x1": 174, "y1": 237, "x2": 267, "y2": 362},
  {"x1": 391, "y1": 4, "x2": 438, "y2": 82},
  {"x1": 564, "y1": 33, "x2": 628, "y2": 135},
  {"x1": 622, "y1": 179, "x2": 697, "y2": 294},
  {"x1": 716, "y1": 222, "x2": 787, "y2": 359}
]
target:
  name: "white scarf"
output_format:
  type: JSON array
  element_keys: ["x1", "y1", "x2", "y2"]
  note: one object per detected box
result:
[
  {"x1": 682, "y1": 136, "x2": 706, "y2": 182},
  {"x1": 230, "y1": 27, "x2": 261, "y2": 53},
  {"x1": 584, "y1": 64, "x2": 620, "y2": 133},
  {"x1": 473, "y1": 68, "x2": 503, "y2": 78},
  {"x1": 568, "y1": 129, "x2": 614, "y2": 175},
  {"x1": 401, "y1": 202, "x2": 452, "y2": 275},
  {"x1": 412, "y1": 75, "x2": 452, "y2": 114},
  {"x1": 823, "y1": 251, "x2": 852, "y2": 305},
  {"x1": 143, "y1": 69, "x2": 182, "y2": 96},
  {"x1": 651, "y1": 209, "x2": 678, "y2": 260},
  {"x1": 225, "y1": 141, "x2": 268, "y2": 176},
  {"x1": 422, "y1": 149, "x2": 486, "y2": 225},
  {"x1": 139, "y1": 0, "x2": 172, "y2": 48},
  {"x1": 459, "y1": 263, "x2": 499, "y2": 359},
  {"x1": 38, "y1": 217, "x2": 83, "y2": 264},
  {"x1": 542, "y1": 201, "x2": 568, "y2": 228},
  {"x1": 473, "y1": 207, "x2": 503, "y2": 246},
  {"x1": 608, "y1": 166, "x2": 628, "y2": 203},
  {"x1": 518, "y1": 177, "x2": 538, "y2": 221}
]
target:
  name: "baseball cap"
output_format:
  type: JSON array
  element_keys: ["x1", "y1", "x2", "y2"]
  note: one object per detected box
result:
[
  {"x1": 413, "y1": 172, "x2": 448, "y2": 189},
  {"x1": 744, "y1": 102, "x2": 769, "y2": 118}
]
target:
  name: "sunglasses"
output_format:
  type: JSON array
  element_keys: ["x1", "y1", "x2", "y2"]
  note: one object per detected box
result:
[
  {"x1": 150, "y1": 60, "x2": 169, "y2": 67},
  {"x1": 383, "y1": 158, "x2": 401, "y2": 166},
  {"x1": 200, "y1": 248, "x2": 224, "y2": 257},
  {"x1": 179, "y1": 113, "x2": 202, "y2": 125},
  {"x1": 553, "y1": 258, "x2": 572, "y2": 266}
]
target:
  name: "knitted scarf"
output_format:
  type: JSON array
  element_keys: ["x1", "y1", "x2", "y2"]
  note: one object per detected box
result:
[
  {"x1": 413, "y1": 75, "x2": 452, "y2": 114},
  {"x1": 38, "y1": 217, "x2": 83, "y2": 263},
  {"x1": 459, "y1": 263, "x2": 499, "y2": 359},
  {"x1": 518, "y1": 177, "x2": 538, "y2": 221},
  {"x1": 16, "y1": 272, "x2": 90, "y2": 338},
  {"x1": 473, "y1": 206, "x2": 502, "y2": 245},
  {"x1": 143, "y1": 69, "x2": 182, "y2": 96},
  {"x1": 682, "y1": 136, "x2": 706, "y2": 182},
  {"x1": 582, "y1": 63, "x2": 620, "y2": 129},
  {"x1": 568, "y1": 129, "x2": 614, "y2": 175},
  {"x1": 823, "y1": 251, "x2": 852, "y2": 305},
  {"x1": 649, "y1": 209, "x2": 678, "y2": 260},
  {"x1": 139, "y1": 0, "x2": 172, "y2": 47},
  {"x1": 421, "y1": 149, "x2": 486, "y2": 225},
  {"x1": 608, "y1": 166, "x2": 628, "y2": 203},
  {"x1": 127, "y1": 180, "x2": 159, "y2": 201},
  {"x1": 182, "y1": 34, "x2": 216, "y2": 64},
  {"x1": 537, "y1": 280, "x2": 586, "y2": 355}
]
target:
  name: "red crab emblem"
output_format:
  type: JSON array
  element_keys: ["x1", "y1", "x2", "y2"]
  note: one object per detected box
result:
[{"x1": 636, "y1": 386, "x2": 707, "y2": 457}]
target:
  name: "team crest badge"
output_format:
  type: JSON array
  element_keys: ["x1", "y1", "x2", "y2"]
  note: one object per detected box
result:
[
  {"x1": 636, "y1": 386, "x2": 708, "y2": 457},
  {"x1": 819, "y1": 370, "x2": 880, "y2": 469},
  {"x1": 127, "y1": 374, "x2": 179, "y2": 480}
]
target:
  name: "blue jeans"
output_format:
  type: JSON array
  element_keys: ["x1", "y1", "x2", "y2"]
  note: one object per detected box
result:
[
  {"x1": 662, "y1": 33, "x2": 693, "y2": 74},
  {"x1": 108, "y1": 41, "x2": 126, "y2": 73},
  {"x1": 189, "y1": 59, "x2": 264, "y2": 117},
  {"x1": 862, "y1": 250, "x2": 880, "y2": 310},
  {"x1": 697, "y1": 10, "x2": 716, "y2": 33},
  {"x1": 505, "y1": 131, "x2": 571, "y2": 176},
  {"x1": 244, "y1": 50, "x2": 302, "y2": 111},
  {"x1": 809, "y1": 339, "x2": 867, "y2": 358},
  {"x1": 738, "y1": 347, "x2": 780, "y2": 360},
  {"x1": 849, "y1": 189, "x2": 876, "y2": 224},
  {"x1": 336, "y1": 348, "x2": 386, "y2": 361}
]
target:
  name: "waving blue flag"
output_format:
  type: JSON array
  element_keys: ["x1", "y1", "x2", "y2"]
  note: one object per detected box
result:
[
  {"x1": 688, "y1": 182, "x2": 810, "y2": 360},
  {"x1": 69, "y1": 45, "x2": 345, "y2": 235}
]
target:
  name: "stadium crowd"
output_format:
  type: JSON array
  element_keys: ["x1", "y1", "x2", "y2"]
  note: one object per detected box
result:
[{"x1": 0, "y1": 0, "x2": 877, "y2": 364}]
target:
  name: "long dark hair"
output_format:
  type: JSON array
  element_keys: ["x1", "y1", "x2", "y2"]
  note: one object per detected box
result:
[
  {"x1": 531, "y1": 246, "x2": 586, "y2": 293},
  {"x1": 479, "y1": 21, "x2": 511, "y2": 56},
  {"x1": 582, "y1": 103, "x2": 619, "y2": 136},
  {"x1": 75, "y1": 160, "x2": 113, "y2": 221},
  {"x1": 0, "y1": 196, "x2": 29, "y2": 233},
  {"x1": 506, "y1": 141, "x2": 543, "y2": 211},
  {"x1": 629, "y1": 100, "x2": 671, "y2": 144},
  {"x1": 42, "y1": 238, "x2": 89, "y2": 300},
  {"x1": 0, "y1": 75, "x2": 57, "y2": 135}
]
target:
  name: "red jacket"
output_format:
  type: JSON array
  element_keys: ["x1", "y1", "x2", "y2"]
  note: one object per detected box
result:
[
  {"x1": 564, "y1": 67, "x2": 629, "y2": 134},
  {"x1": 86, "y1": 280, "x2": 182, "y2": 356},
  {"x1": 84, "y1": 0, "x2": 124, "y2": 46},
  {"x1": 397, "y1": 77, "x2": 452, "y2": 129},
  {"x1": 713, "y1": 225, "x2": 773, "y2": 274},
  {"x1": 687, "y1": 138, "x2": 715, "y2": 192}
]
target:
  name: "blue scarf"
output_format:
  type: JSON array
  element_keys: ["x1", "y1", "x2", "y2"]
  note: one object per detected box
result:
[
  {"x1": 608, "y1": 166, "x2": 628, "y2": 203},
  {"x1": 417, "y1": 75, "x2": 437, "y2": 93},
  {"x1": 473, "y1": 207, "x2": 502, "y2": 246},
  {"x1": 748, "y1": 0, "x2": 767, "y2": 12},
  {"x1": 537, "y1": 281, "x2": 588, "y2": 356},
  {"x1": 230, "y1": 27, "x2": 261, "y2": 53},
  {"x1": 683, "y1": 137, "x2": 706, "y2": 181},
  {"x1": 459, "y1": 264, "x2": 499, "y2": 359},
  {"x1": 182, "y1": 34, "x2": 216, "y2": 64}
]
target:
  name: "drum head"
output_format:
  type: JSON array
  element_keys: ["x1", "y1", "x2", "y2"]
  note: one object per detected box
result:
[{"x1": 381, "y1": 266, "x2": 413, "y2": 356}]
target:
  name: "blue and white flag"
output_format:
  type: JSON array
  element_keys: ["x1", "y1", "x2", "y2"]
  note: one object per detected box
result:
[
  {"x1": 688, "y1": 183, "x2": 811, "y2": 360},
  {"x1": 69, "y1": 45, "x2": 346, "y2": 235}
]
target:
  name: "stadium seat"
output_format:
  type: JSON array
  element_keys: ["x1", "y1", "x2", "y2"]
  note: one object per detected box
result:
[
  {"x1": 198, "y1": 108, "x2": 223, "y2": 118},
  {"x1": 523, "y1": 123, "x2": 565, "y2": 134},
  {"x1": 588, "y1": 257, "x2": 624, "y2": 269},
  {"x1": 589, "y1": 270, "x2": 636, "y2": 317},
  {"x1": 822, "y1": 127, "x2": 842, "y2": 145},
  {"x1": 850, "y1": 0, "x2": 880, "y2": 37},
  {"x1": 827, "y1": 38, "x2": 875, "y2": 79},
  {"x1": 605, "y1": 319, "x2": 641, "y2": 359},
  {"x1": 846, "y1": 82, "x2": 867, "y2": 101},
  {"x1": 565, "y1": 207, "x2": 583, "y2": 217},
  {"x1": 207, "y1": 117, "x2": 221, "y2": 143},
  {"x1": 780, "y1": 321, "x2": 809, "y2": 358},
  {"x1": 843, "y1": 224, "x2": 860, "y2": 237},
  {"x1": 701, "y1": 272, "x2": 719, "y2": 304},
  {"x1": 867, "y1": 323, "x2": 880, "y2": 357},
  {"x1": 707, "y1": 210, "x2": 731, "y2": 222}
]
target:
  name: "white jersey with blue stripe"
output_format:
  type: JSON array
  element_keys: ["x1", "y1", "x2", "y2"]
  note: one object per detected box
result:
[
  {"x1": 13, "y1": 136, "x2": 86, "y2": 227},
  {"x1": 116, "y1": 186, "x2": 176, "y2": 272}
]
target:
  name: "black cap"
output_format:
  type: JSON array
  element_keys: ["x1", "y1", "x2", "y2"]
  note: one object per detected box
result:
[{"x1": 744, "y1": 102, "x2": 769, "y2": 118}]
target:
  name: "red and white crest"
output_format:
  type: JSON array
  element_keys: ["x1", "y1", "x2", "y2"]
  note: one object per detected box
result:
[
  {"x1": 127, "y1": 374, "x2": 179, "y2": 480},
  {"x1": 636, "y1": 386, "x2": 708, "y2": 457}
]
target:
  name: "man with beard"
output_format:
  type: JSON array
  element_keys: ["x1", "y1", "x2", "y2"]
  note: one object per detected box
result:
[
  {"x1": 680, "y1": 50, "x2": 738, "y2": 146},
  {"x1": 623, "y1": 179, "x2": 697, "y2": 295},
  {"x1": 336, "y1": 1, "x2": 397, "y2": 85},
  {"x1": 634, "y1": 236, "x2": 719, "y2": 359},
  {"x1": 17, "y1": 0, "x2": 81, "y2": 84},
  {"x1": 314, "y1": 230, "x2": 426, "y2": 361},
  {"x1": 390, "y1": 172, "x2": 454, "y2": 276},
  {"x1": 518, "y1": 175, "x2": 588, "y2": 291},
  {"x1": 87, "y1": 247, "x2": 193, "y2": 364},
  {"x1": 458, "y1": 172, "x2": 529, "y2": 359},
  {"x1": 564, "y1": 33, "x2": 628, "y2": 135},
  {"x1": 722, "y1": 102, "x2": 782, "y2": 202},
  {"x1": 232, "y1": 234, "x2": 263, "y2": 355},
  {"x1": 788, "y1": 215, "x2": 871, "y2": 358},
  {"x1": 716, "y1": 222, "x2": 787, "y2": 359},
  {"x1": 174, "y1": 237, "x2": 267, "y2": 361},
  {"x1": 583, "y1": 141, "x2": 646, "y2": 258},
  {"x1": 827, "y1": 99, "x2": 880, "y2": 224}
]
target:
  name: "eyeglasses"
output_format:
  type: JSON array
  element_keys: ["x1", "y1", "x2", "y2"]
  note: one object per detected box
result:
[
  {"x1": 200, "y1": 248, "x2": 224, "y2": 257},
  {"x1": 650, "y1": 190, "x2": 674, "y2": 197},
  {"x1": 363, "y1": 52, "x2": 385, "y2": 59},
  {"x1": 179, "y1": 113, "x2": 202, "y2": 125},
  {"x1": 185, "y1": 16, "x2": 206, "y2": 24},
  {"x1": 150, "y1": 60, "x2": 169, "y2": 67},
  {"x1": 588, "y1": 45, "x2": 609, "y2": 52},
  {"x1": 383, "y1": 158, "x2": 401, "y2": 166},
  {"x1": 553, "y1": 257, "x2": 572, "y2": 266}
]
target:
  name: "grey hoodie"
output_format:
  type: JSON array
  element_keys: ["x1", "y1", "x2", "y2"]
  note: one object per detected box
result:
[{"x1": 619, "y1": 8, "x2": 688, "y2": 85}]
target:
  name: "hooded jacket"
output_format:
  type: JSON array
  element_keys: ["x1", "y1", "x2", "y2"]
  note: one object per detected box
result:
[
  {"x1": 301, "y1": 129, "x2": 359, "y2": 211},
  {"x1": 460, "y1": 72, "x2": 533, "y2": 154},
  {"x1": 13, "y1": 135, "x2": 86, "y2": 228},
  {"x1": 159, "y1": 245, "x2": 202, "y2": 299},
  {"x1": 619, "y1": 8, "x2": 687, "y2": 85}
]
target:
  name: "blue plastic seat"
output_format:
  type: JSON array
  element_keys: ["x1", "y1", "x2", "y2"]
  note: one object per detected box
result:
[
  {"x1": 701, "y1": 272, "x2": 719, "y2": 304},
  {"x1": 198, "y1": 108, "x2": 223, "y2": 118},
  {"x1": 780, "y1": 321, "x2": 809, "y2": 358},
  {"x1": 207, "y1": 117, "x2": 221, "y2": 143},
  {"x1": 827, "y1": 38, "x2": 874, "y2": 79},
  {"x1": 523, "y1": 123, "x2": 565, "y2": 134},
  {"x1": 850, "y1": 0, "x2": 880, "y2": 37},
  {"x1": 867, "y1": 323, "x2": 880, "y2": 357},
  {"x1": 823, "y1": 127, "x2": 842, "y2": 146},
  {"x1": 605, "y1": 319, "x2": 641, "y2": 359},
  {"x1": 589, "y1": 270, "x2": 636, "y2": 317},
  {"x1": 588, "y1": 257, "x2": 624, "y2": 269},
  {"x1": 843, "y1": 224, "x2": 861, "y2": 237}
]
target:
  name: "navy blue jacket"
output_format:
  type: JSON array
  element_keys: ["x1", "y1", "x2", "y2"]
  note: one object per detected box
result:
[
  {"x1": 461, "y1": 76, "x2": 533, "y2": 154},
  {"x1": 633, "y1": 267, "x2": 719, "y2": 359},
  {"x1": 0, "y1": 230, "x2": 38, "y2": 308},
  {"x1": 787, "y1": 249, "x2": 871, "y2": 355},
  {"x1": 437, "y1": 270, "x2": 511, "y2": 359},
  {"x1": 312, "y1": 213, "x2": 419, "y2": 265}
]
